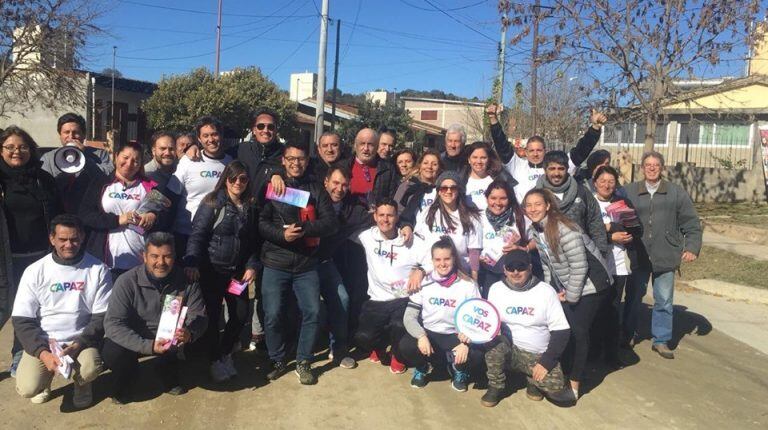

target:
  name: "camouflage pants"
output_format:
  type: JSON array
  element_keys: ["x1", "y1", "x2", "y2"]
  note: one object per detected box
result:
[{"x1": 484, "y1": 336, "x2": 566, "y2": 393}]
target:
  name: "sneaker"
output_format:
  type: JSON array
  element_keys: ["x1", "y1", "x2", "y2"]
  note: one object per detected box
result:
[
  {"x1": 209, "y1": 360, "x2": 229, "y2": 382},
  {"x1": 546, "y1": 386, "x2": 578, "y2": 407},
  {"x1": 480, "y1": 386, "x2": 504, "y2": 407},
  {"x1": 526, "y1": 383, "x2": 544, "y2": 401},
  {"x1": 410, "y1": 366, "x2": 429, "y2": 388},
  {"x1": 450, "y1": 365, "x2": 469, "y2": 392},
  {"x1": 9, "y1": 350, "x2": 22, "y2": 378},
  {"x1": 72, "y1": 381, "x2": 93, "y2": 409},
  {"x1": 266, "y1": 361, "x2": 287, "y2": 381},
  {"x1": 389, "y1": 354, "x2": 406, "y2": 374},
  {"x1": 295, "y1": 360, "x2": 317, "y2": 385},
  {"x1": 166, "y1": 385, "x2": 188, "y2": 396},
  {"x1": 652, "y1": 343, "x2": 675, "y2": 359},
  {"x1": 338, "y1": 356, "x2": 357, "y2": 369},
  {"x1": 30, "y1": 387, "x2": 51, "y2": 404},
  {"x1": 222, "y1": 354, "x2": 238, "y2": 377},
  {"x1": 369, "y1": 349, "x2": 384, "y2": 363}
]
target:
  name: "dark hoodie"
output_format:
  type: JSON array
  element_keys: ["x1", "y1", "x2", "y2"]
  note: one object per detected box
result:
[{"x1": 232, "y1": 138, "x2": 284, "y2": 201}]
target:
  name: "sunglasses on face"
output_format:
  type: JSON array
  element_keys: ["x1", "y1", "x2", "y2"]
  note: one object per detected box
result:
[
  {"x1": 438, "y1": 185, "x2": 458, "y2": 193},
  {"x1": 504, "y1": 263, "x2": 529, "y2": 272},
  {"x1": 256, "y1": 123, "x2": 276, "y2": 131},
  {"x1": 227, "y1": 175, "x2": 249, "y2": 184}
]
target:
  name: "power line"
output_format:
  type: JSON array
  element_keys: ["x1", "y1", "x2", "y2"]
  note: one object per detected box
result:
[
  {"x1": 267, "y1": 25, "x2": 318, "y2": 78},
  {"x1": 420, "y1": 0, "x2": 497, "y2": 42},
  {"x1": 399, "y1": 0, "x2": 490, "y2": 12},
  {"x1": 117, "y1": 0, "x2": 315, "y2": 18},
  {"x1": 340, "y1": 0, "x2": 362, "y2": 62}
]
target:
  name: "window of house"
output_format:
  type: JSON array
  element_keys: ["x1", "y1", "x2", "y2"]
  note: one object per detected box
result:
[
  {"x1": 420, "y1": 110, "x2": 438, "y2": 121},
  {"x1": 680, "y1": 122, "x2": 751, "y2": 146},
  {"x1": 603, "y1": 122, "x2": 666, "y2": 145}
]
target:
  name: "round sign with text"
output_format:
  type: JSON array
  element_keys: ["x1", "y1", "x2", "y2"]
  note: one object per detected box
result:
[{"x1": 454, "y1": 298, "x2": 501, "y2": 344}]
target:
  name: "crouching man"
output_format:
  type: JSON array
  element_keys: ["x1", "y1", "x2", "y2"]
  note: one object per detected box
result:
[
  {"x1": 482, "y1": 250, "x2": 576, "y2": 407},
  {"x1": 12, "y1": 214, "x2": 112, "y2": 408},
  {"x1": 102, "y1": 232, "x2": 207, "y2": 404}
]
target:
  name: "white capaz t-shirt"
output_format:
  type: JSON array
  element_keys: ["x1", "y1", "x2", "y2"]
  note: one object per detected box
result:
[
  {"x1": 358, "y1": 227, "x2": 432, "y2": 302},
  {"x1": 168, "y1": 153, "x2": 232, "y2": 235},
  {"x1": 414, "y1": 207, "x2": 483, "y2": 273},
  {"x1": 12, "y1": 253, "x2": 112, "y2": 344},
  {"x1": 596, "y1": 199, "x2": 630, "y2": 276},
  {"x1": 480, "y1": 214, "x2": 526, "y2": 268},
  {"x1": 465, "y1": 176, "x2": 494, "y2": 210},
  {"x1": 410, "y1": 277, "x2": 480, "y2": 335},
  {"x1": 487, "y1": 279, "x2": 570, "y2": 354},
  {"x1": 101, "y1": 180, "x2": 148, "y2": 270},
  {"x1": 505, "y1": 154, "x2": 578, "y2": 204},
  {"x1": 419, "y1": 189, "x2": 437, "y2": 211}
]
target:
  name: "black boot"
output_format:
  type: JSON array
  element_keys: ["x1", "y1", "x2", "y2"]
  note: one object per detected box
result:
[
  {"x1": 480, "y1": 386, "x2": 505, "y2": 407},
  {"x1": 526, "y1": 383, "x2": 544, "y2": 401}
]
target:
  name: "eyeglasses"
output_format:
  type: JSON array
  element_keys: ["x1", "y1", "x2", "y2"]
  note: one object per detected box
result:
[
  {"x1": 227, "y1": 175, "x2": 249, "y2": 184},
  {"x1": 438, "y1": 185, "x2": 458, "y2": 193},
  {"x1": 284, "y1": 156, "x2": 307, "y2": 164},
  {"x1": 256, "y1": 123, "x2": 276, "y2": 131},
  {"x1": 2, "y1": 145, "x2": 31, "y2": 153},
  {"x1": 504, "y1": 264, "x2": 529, "y2": 272}
]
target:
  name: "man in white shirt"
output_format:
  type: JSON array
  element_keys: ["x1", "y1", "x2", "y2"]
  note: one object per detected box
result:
[
  {"x1": 12, "y1": 215, "x2": 112, "y2": 409},
  {"x1": 481, "y1": 250, "x2": 575, "y2": 408}
]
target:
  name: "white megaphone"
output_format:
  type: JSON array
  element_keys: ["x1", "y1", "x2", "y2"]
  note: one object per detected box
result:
[{"x1": 53, "y1": 142, "x2": 86, "y2": 174}]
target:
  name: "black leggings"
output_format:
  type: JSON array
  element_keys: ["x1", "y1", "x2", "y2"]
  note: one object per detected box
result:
[
  {"x1": 354, "y1": 298, "x2": 408, "y2": 358},
  {"x1": 561, "y1": 289, "x2": 607, "y2": 382},
  {"x1": 591, "y1": 275, "x2": 628, "y2": 359},
  {"x1": 200, "y1": 266, "x2": 249, "y2": 362},
  {"x1": 398, "y1": 330, "x2": 482, "y2": 372}
]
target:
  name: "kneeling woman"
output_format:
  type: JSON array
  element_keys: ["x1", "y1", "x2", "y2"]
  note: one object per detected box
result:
[
  {"x1": 398, "y1": 237, "x2": 482, "y2": 392},
  {"x1": 184, "y1": 161, "x2": 259, "y2": 382}
]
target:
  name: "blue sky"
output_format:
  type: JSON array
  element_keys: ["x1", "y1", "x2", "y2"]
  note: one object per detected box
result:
[{"x1": 83, "y1": 0, "x2": 756, "y2": 101}]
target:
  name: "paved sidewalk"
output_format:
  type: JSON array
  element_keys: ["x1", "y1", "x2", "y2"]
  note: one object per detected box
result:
[{"x1": 703, "y1": 230, "x2": 768, "y2": 261}]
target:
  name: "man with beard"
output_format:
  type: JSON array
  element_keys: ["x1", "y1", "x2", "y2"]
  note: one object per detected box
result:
[{"x1": 144, "y1": 131, "x2": 178, "y2": 189}]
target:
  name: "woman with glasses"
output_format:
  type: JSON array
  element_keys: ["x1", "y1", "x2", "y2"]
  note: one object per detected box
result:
[
  {"x1": 411, "y1": 171, "x2": 483, "y2": 281},
  {"x1": 184, "y1": 160, "x2": 259, "y2": 382},
  {"x1": 0, "y1": 126, "x2": 60, "y2": 375},
  {"x1": 80, "y1": 141, "x2": 163, "y2": 280},
  {"x1": 478, "y1": 179, "x2": 530, "y2": 297},
  {"x1": 395, "y1": 149, "x2": 443, "y2": 215},
  {"x1": 523, "y1": 188, "x2": 611, "y2": 401}
]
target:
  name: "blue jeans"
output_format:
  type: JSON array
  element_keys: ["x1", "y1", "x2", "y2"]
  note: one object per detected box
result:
[
  {"x1": 625, "y1": 270, "x2": 675, "y2": 345},
  {"x1": 261, "y1": 267, "x2": 320, "y2": 362},
  {"x1": 317, "y1": 260, "x2": 350, "y2": 355}
]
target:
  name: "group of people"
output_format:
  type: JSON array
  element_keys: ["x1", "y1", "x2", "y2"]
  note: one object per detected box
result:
[{"x1": 0, "y1": 103, "x2": 702, "y2": 409}]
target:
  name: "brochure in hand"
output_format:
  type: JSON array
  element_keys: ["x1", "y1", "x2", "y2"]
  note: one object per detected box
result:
[
  {"x1": 266, "y1": 183, "x2": 310, "y2": 208},
  {"x1": 49, "y1": 339, "x2": 75, "y2": 379},
  {"x1": 156, "y1": 294, "x2": 184, "y2": 346}
]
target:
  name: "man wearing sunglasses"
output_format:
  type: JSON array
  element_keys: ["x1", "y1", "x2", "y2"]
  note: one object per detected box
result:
[
  {"x1": 258, "y1": 142, "x2": 338, "y2": 385},
  {"x1": 482, "y1": 249, "x2": 575, "y2": 408}
]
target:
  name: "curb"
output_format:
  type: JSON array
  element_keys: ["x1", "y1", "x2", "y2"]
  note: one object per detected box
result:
[{"x1": 682, "y1": 279, "x2": 768, "y2": 306}]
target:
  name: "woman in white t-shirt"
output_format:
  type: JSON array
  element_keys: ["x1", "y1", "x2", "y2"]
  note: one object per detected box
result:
[
  {"x1": 399, "y1": 237, "x2": 481, "y2": 391},
  {"x1": 478, "y1": 179, "x2": 531, "y2": 297},
  {"x1": 592, "y1": 165, "x2": 641, "y2": 368},
  {"x1": 80, "y1": 142, "x2": 163, "y2": 280},
  {"x1": 413, "y1": 171, "x2": 483, "y2": 280},
  {"x1": 461, "y1": 141, "x2": 513, "y2": 211}
]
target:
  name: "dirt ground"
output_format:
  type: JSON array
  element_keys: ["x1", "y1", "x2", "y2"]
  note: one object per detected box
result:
[{"x1": 0, "y1": 303, "x2": 766, "y2": 430}]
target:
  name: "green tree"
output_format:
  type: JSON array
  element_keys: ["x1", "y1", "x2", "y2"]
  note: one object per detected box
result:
[
  {"x1": 337, "y1": 99, "x2": 412, "y2": 148},
  {"x1": 142, "y1": 67, "x2": 297, "y2": 139}
]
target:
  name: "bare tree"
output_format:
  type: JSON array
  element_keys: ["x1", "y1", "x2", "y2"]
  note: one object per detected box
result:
[
  {"x1": 0, "y1": 0, "x2": 103, "y2": 118},
  {"x1": 503, "y1": 0, "x2": 764, "y2": 151}
]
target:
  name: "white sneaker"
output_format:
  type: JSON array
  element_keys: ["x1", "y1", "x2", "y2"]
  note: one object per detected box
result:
[
  {"x1": 210, "y1": 360, "x2": 229, "y2": 382},
  {"x1": 73, "y1": 381, "x2": 93, "y2": 409},
  {"x1": 222, "y1": 354, "x2": 237, "y2": 378},
  {"x1": 30, "y1": 388, "x2": 51, "y2": 404}
]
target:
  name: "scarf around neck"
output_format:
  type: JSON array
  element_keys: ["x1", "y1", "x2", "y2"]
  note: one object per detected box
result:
[
  {"x1": 502, "y1": 274, "x2": 539, "y2": 292},
  {"x1": 485, "y1": 206, "x2": 512, "y2": 232},
  {"x1": 431, "y1": 270, "x2": 458, "y2": 287},
  {"x1": 537, "y1": 174, "x2": 579, "y2": 213}
]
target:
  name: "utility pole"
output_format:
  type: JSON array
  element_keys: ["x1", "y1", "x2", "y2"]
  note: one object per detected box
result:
[
  {"x1": 315, "y1": 0, "x2": 330, "y2": 148},
  {"x1": 330, "y1": 19, "x2": 341, "y2": 130},
  {"x1": 530, "y1": 0, "x2": 540, "y2": 134},
  {"x1": 214, "y1": 0, "x2": 223, "y2": 77},
  {"x1": 496, "y1": 10, "x2": 508, "y2": 105},
  {"x1": 111, "y1": 46, "x2": 116, "y2": 132}
]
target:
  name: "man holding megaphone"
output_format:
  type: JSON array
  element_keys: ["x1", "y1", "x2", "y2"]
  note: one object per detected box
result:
[{"x1": 40, "y1": 113, "x2": 114, "y2": 214}]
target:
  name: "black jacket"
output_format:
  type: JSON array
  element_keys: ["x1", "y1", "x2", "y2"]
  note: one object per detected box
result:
[
  {"x1": 398, "y1": 178, "x2": 436, "y2": 227},
  {"x1": 184, "y1": 189, "x2": 259, "y2": 272},
  {"x1": 441, "y1": 151, "x2": 467, "y2": 173},
  {"x1": 230, "y1": 139, "x2": 284, "y2": 202},
  {"x1": 316, "y1": 195, "x2": 372, "y2": 261},
  {"x1": 258, "y1": 173, "x2": 338, "y2": 273},
  {"x1": 79, "y1": 173, "x2": 167, "y2": 264},
  {"x1": 341, "y1": 156, "x2": 399, "y2": 204}
]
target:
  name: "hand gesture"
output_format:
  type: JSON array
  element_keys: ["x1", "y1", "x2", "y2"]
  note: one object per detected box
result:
[
  {"x1": 399, "y1": 225, "x2": 413, "y2": 246},
  {"x1": 185, "y1": 145, "x2": 202, "y2": 162},
  {"x1": 417, "y1": 336, "x2": 433, "y2": 357},
  {"x1": 486, "y1": 104, "x2": 502, "y2": 125},
  {"x1": 284, "y1": 224, "x2": 304, "y2": 242},
  {"x1": 39, "y1": 350, "x2": 62, "y2": 373},
  {"x1": 611, "y1": 231, "x2": 633, "y2": 245},
  {"x1": 153, "y1": 338, "x2": 171, "y2": 354},
  {"x1": 270, "y1": 175, "x2": 286, "y2": 197},
  {"x1": 137, "y1": 212, "x2": 157, "y2": 230},
  {"x1": 407, "y1": 268, "x2": 425, "y2": 294},
  {"x1": 60, "y1": 342, "x2": 82, "y2": 359},
  {"x1": 118, "y1": 211, "x2": 136, "y2": 226},
  {"x1": 590, "y1": 109, "x2": 607, "y2": 129},
  {"x1": 242, "y1": 268, "x2": 257, "y2": 283},
  {"x1": 174, "y1": 328, "x2": 191, "y2": 346}
]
